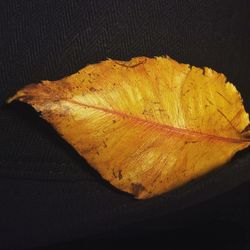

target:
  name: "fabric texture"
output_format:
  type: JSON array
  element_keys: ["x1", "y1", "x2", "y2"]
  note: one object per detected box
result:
[{"x1": 0, "y1": 0, "x2": 250, "y2": 248}]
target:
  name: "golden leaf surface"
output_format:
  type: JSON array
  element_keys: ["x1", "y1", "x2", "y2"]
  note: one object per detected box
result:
[{"x1": 8, "y1": 56, "x2": 250, "y2": 199}]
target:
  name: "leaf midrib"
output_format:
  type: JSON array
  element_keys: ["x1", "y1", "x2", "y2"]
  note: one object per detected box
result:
[{"x1": 66, "y1": 99, "x2": 249, "y2": 144}]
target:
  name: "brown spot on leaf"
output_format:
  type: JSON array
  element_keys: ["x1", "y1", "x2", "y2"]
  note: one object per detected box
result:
[
  {"x1": 114, "y1": 59, "x2": 147, "y2": 68},
  {"x1": 118, "y1": 170, "x2": 123, "y2": 180},
  {"x1": 112, "y1": 169, "x2": 122, "y2": 180},
  {"x1": 156, "y1": 109, "x2": 165, "y2": 112},
  {"x1": 206, "y1": 98, "x2": 214, "y2": 106},
  {"x1": 182, "y1": 89, "x2": 190, "y2": 96},
  {"x1": 89, "y1": 87, "x2": 97, "y2": 92},
  {"x1": 184, "y1": 140, "x2": 199, "y2": 144},
  {"x1": 131, "y1": 183, "x2": 145, "y2": 196},
  {"x1": 112, "y1": 168, "x2": 116, "y2": 178}
]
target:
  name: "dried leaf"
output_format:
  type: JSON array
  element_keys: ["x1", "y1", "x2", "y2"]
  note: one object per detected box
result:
[{"x1": 8, "y1": 56, "x2": 250, "y2": 199}]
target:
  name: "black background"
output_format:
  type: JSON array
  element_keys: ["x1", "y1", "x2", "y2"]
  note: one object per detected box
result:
[{"x1": 1, "y1": 0, "x2": 250, "y2": 249}]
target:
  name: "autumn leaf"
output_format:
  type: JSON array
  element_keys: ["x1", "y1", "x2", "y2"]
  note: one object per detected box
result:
[{"x1": 7, "y1": 56, "x2": 250, "y2": 199}]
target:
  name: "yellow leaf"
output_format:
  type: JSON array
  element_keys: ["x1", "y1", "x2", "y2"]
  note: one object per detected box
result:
[{"x1": 7, "y1": 56, "x2": 250, "y2": 199}]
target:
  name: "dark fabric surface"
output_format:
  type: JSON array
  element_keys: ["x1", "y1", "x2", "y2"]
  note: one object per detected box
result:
[{"x1": 1, "y1": 0, "x2": 250, "y2": 249}]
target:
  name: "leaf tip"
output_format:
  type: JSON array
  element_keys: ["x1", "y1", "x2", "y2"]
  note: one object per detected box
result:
[
  {"x1": 6, "y1": 91, "x2": 25, "y2": 104},
  {"x1": 6, "y1": 95, "x2": 17, "y2": 104},
  {"x1": 6, "y1": 83, "x2": 41, "y2": 104}
]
